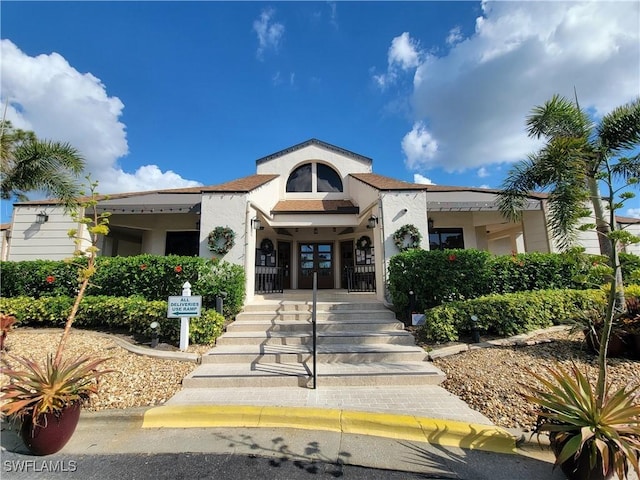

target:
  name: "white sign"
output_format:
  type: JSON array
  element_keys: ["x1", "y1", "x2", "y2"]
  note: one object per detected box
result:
[{"x1": 167, "y1": 296, "x2": 202, "y2": 318}]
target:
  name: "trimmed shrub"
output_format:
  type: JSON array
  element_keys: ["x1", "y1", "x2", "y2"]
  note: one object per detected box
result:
[
  {"x1": 0, "y1": 255, "x2": 245, "y2": 319},
  {"x1": 417, "y1": 288, "x2": 606, "y2": 344},
  {"x1": 388, "y1": 249, "x2": 608, "y2": 313},
  {"x1": 0, "y1": 295, "x2": 225, "y2": 345}
]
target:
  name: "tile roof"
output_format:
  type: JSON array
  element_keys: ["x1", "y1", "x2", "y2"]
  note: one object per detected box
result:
[
  {"x1": 349, "y1": 173, "x2": 427, "y2": 190},
  {"x1": 271, "y1": 200, "x2": 359, "y2": 214},
  {"x1": 201, "y1": 174, "x2": 279, "y2": 193}
]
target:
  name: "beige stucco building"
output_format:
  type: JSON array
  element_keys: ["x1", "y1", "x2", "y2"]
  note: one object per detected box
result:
[{"x1": 5, "y1": 139, "x2": 639, "y2": 301}]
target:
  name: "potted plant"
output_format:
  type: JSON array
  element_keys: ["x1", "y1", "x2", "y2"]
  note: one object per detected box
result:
[
  {"x1": 524, "y1": 364, "x2": 640, "y2": 480},
  {"x1": 0, "y1": 178, "x2": 113, "y2": 455},
  {"x1": 0, "y1": 313, "x2": 16, "y2": 351}
]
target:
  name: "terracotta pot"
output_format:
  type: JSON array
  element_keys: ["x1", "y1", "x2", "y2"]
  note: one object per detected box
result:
[
  {"x1": 550, "y1": 433, "x2": 614, "y2": 480},
  {"x1": 20, "y1": 403, "x2": 81, "y2": 455}
]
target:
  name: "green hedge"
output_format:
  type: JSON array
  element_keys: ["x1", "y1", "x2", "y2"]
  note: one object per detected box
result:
[
  {"x1": 0, "y1": 255, "x2": 245, "y2": 319},
  {"x1": 417, "y1": 288, "x2": 606, "y2": 343},
  {"x1": 388, "y1": 249, "x2": 612, "y2": 313},
  {"x1": 0, "y1": 295, "x2": 225, "y2": 345}
]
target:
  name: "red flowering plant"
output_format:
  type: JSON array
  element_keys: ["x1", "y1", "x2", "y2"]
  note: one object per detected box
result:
[
  {"x1": 1, "y1": 178, "x2": 114, "y2": 430},
  {"x1": 174, "y1": 265, "x2": 182, "y2": 273}
]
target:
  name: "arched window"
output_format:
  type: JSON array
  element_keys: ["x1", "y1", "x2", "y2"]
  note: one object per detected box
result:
[
  {"x1": 317, "y1": 163, "x2": 343, "y2": 192},
  {"x1": 286, "y1": 162, "x2": 344, "y2": 193},
  {"x1": 286, "y1": 163, "x2": 312, "y2": 192}
]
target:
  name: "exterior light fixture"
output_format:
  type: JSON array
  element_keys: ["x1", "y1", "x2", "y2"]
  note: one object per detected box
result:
[
  {"x1": 35, "y1": 211, "x2": 49, "y2": 224},
  {"x1": 313, "y1": 227, "x2": 318, "y2": 234},
  {"x1": 428, "y1": 218, "x2": 435, "y2": 230},
  {"x1": 366, "y1": 215, "x2": 378, "y2": 229},
  {"x1": 150, "y1": 321, "x2": 160, "y2": 348},
  {"x1": 470, "y1": 315, "x2": 480, "y2": 344},
  {"x1": 251, "y1": 218, "x2": 264, "y2": 230}
]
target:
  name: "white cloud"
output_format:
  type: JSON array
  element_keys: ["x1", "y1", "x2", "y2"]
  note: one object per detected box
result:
[
  {"x1": 477, "y1": 167, "x2": 489, "y2": 178},
  {"x1": 374, "y1": 32, "x2": 421, "y2": 89},
  {"x1": 413, "y1": 173, "x2": 434, "y2": 185},
  {"x1": 626, "y1": 208, "x2": 640, "y2": 219},
  {"x1": 394, "y1": 1, "x2": 639, "y2": 173},
  {"x1": 0, "y1": 40, "x2": 201, "y2": 196},
  {"x1": 401, "y1": 122, "x2": 439, "y2": 170},
  {"x1": 253, "y1": 8, "x2": 285, "y2": 60},
  {"x1": 446, "y1": 26, "x2": 463, "y2": 46}
]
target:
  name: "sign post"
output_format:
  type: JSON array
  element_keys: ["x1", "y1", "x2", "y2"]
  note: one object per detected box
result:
[{"x1": 167, "y1": 281, "x2": 202, "y2": 351}]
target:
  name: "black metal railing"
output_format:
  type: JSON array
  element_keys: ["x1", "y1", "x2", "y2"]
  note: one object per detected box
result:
[
  {"x1": 311, "y1": 271, "x2": 317, "y2": 389},
  {"x1": 255, "y1": 266, "x2": 284, "y2": 294},
  {"x1": 346, "y1": 265, "x2": 376, "y2": 292}
]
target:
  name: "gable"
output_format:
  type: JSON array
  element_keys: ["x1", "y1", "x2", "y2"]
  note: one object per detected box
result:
[{"x1": 255, "y1": 139, "x2": 372, "y2": 179}]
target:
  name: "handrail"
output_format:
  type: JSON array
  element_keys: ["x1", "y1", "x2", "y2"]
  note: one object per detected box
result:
[{"x1": 311, "y1": 271, "x2": 317, "y2": 389}]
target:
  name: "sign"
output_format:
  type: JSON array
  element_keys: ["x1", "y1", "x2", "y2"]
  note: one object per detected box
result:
[{"x1": 167, "y1": 296, "x2": 202, "y2": 318}]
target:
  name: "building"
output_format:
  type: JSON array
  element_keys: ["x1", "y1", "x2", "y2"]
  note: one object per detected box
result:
[{"x1": 4, "y1": 139, "x2": 639, "y2": 301}]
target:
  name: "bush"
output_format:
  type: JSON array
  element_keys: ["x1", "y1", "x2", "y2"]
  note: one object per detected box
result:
[
  {"x1": 388, "y1": 249, "x2": 607, "y2": 313},
  {"x1": 417, "y1": 288, "x2": 606, "y2": 344},
  {"x1": 0, "y1": 295, "x2": 225, "y2": 345},
  {"x1": 620, "y1": 253, "x2": 640, "y2": 283},
  {"x1": 0, "y1": 255, "x2": 245, "y2": 319}
]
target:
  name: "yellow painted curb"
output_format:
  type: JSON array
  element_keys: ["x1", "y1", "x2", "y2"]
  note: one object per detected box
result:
[
  {"x1": 341, "y1": 411, "x2": 426, "y2": 442},
  {"x1": 416, "y1": 417, "x2": 516, "y2": 454},
  {"x1": 142, "y1": 405, "x2": 516, "y2": 454},
  {"x1": 143, "y1": 405, "x2": 263, "y2": 428},
  {"x1": 259, "y1": 406, "x2": 342, "y2": 432}
]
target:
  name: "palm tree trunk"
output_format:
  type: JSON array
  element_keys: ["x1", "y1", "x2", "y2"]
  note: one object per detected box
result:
[{"x1": 587, "y1": 177, "x2": 612, "y2": 257}]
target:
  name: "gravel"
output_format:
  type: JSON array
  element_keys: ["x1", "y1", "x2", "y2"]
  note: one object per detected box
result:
[
  {"x1": 2, "y1": 327, "x2": 638, "y2": 432},
  {"x1": 432, "y1": 328, "x2": 640, "y2": 431},
  {"x1": 1, "y1": 328, "x2": 206, "y2": 411}
]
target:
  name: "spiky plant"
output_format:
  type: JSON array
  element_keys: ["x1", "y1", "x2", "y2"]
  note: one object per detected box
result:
[{"x1": 523, "y1": 363, "x2": 640, "y2": 479}]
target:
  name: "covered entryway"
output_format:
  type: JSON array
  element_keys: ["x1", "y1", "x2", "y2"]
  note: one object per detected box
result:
[{"x1": 298, "y1": 243, "x2": 334, "y2": 289}]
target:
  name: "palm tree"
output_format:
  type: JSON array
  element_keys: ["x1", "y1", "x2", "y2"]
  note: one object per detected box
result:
[
  {"x1": 498, "y1": 95, "x2": 640, "y2": 256},
  {"x1": 498, "y1": 95, "x2": 640, "y2": 413},
  {"x1": 1, "y1": 120, "x2": 85, "y2": 207}
]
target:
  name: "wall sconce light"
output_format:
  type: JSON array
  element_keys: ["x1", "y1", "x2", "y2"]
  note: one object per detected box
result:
[
  {"x1": 366, "y1": 215, "x2": 378, "y2": 229},
  {"x1": 428, "y1": 217, "x2": 435, "y2": 230},
  {"x1": 35, "y1": 211, "x2": 49, "y2": 224},
  {"x1": 313, "y1": 227, "x2": 318, "y2": 234},
  {"x1": 251, "y1": 218, "x2": 264, "y2": 230}
]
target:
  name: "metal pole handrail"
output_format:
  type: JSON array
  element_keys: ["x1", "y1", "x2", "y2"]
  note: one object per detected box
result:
[{"x1": 312, "y1": 271, "x2": 317, "y2": 389}]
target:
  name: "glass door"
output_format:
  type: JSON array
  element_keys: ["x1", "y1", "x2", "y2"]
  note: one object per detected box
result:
[{"x1": 298, "y1": 243, "x2": 334, "y2": 289}]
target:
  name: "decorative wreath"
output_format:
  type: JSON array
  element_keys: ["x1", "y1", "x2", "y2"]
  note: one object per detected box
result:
[
  {"x1": 208, "y1": 226, "x2": 236, "y2": 255},
  {"x1": 356, "y1": 235, "x2": 372, "y2": 251},
  {"x1": 260, "y1": 238, "x2": 274, "y2": 255},
  {"x1": 393, "y1": 224, "x2": 422, "y2": 251}
]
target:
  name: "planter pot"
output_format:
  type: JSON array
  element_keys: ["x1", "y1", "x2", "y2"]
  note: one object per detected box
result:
[
  {"x1": 20, "y1": 403, "x2": 81, "y2": 455},
  {"x1": 550, "y1": 433, "x2": 614, "y2": 480},
  {"x1": 629, "y1": 333, "x2": 640, "y2": 360},
  {"x1": 584, "y1": 328, "x2": 627, "y2": 358}
]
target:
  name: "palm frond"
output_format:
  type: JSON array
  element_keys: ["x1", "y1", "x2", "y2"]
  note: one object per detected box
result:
[{"x1": 598, "y1": 97, "x2": 640, "y2": 155}]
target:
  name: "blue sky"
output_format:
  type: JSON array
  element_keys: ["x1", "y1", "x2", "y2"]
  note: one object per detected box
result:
[{"x1": 1, "y1": 1, "x2": 639, "y2": 223}]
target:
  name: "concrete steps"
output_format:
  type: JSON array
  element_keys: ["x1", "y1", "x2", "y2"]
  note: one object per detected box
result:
[
  {"x1": 182, "y1": 361, "x2": 444, "y2": 388},
  {"x1": 180, "y1": 297, "x2": 445, "y2": 389}
]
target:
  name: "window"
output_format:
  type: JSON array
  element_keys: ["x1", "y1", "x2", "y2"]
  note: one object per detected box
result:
[
  {"x1": 286, "y1": 163, "x2": 312, "y2": 192},
  {"x1": 429, "y1": 228, "x2": 464, "y2": 250},
  {"x1": 285, "y1": 162, "x2": 343, "y2": 193},
  {"x1": 317, "y1": 163, "x2": 343, "y2": 192},
  {"x1": 165, "y1": 231, "x2": 199, "y2": 256}
]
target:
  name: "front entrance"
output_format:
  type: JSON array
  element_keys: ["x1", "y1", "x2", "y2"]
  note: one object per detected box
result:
[{"x1": 298, "y1": 243, "x2": 334, "y2": 289}]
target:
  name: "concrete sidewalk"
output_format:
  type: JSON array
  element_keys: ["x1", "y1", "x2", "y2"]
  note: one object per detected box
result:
[{"x1": 1, "y1": 408, "x2": 566, "y2": 479}]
